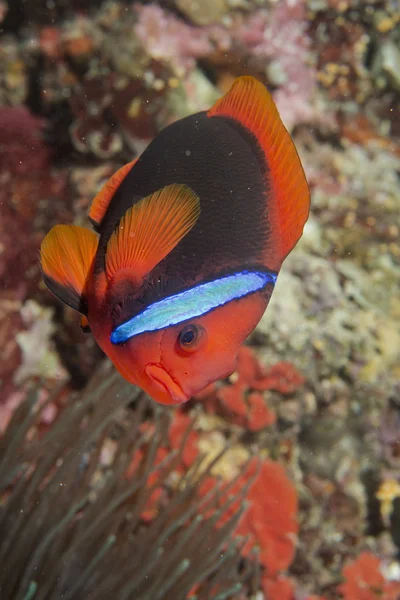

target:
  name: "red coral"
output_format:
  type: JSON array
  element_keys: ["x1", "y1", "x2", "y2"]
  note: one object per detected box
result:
[
  {"x1": 247, "y1": 392, "x2": 277, "y2": 430},
  {"x1": 238, "y1": 460, "x2": 298, "y2": 575},
  {"x1": 235, "y1": 345, "x2": 267, "y2": 386},
  {"x1": 39, "y1": 27, "x2": 62, "y2": 59},
  {"x1": 199, "y1": 347, "x2": 303, "y2": 431},
  {"x1": 217, "y1": 380, "x2": 276, "y2": 432},
  {"x1": 339, "y1": 552, "x2": 400, "y2": 600},
  {"x1": 199, "y1": 458, "x2": 298, "y2": 576},
  {"x1": 125, "y1": 445, "x2": 169, "y2": 522},
  {"x1": 0, "y1": 106, "x2": 51, "y2": 175},
  {"x1": 216, "y1": 347, "x2": 277, "y2": 431},
  {"x1": 262, "y1": 575, "x2": 295, "y2": 600},
  {"x1": 168, "y1": 411, "x2": 199, "y2": 468},
  {"x1": 218, "y1": 384, "x2": 248, "y2": 418},
  {"x1": 253, "y1": 362, "x2": 305, "y2": 395},
  {"x1": 124, "y1": 411, "x2": 201, "y2": 522},
  {"x1": 0, "y1": 173, "x2": 67, "y2": 294},
  {"x1": 0, "y1": 105, "x2": 68, "y2": 302}
]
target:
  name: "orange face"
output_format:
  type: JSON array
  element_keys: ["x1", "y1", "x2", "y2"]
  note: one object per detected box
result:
[{"x1": 107, "y1": 292, "x2": 268, "y2": 405}]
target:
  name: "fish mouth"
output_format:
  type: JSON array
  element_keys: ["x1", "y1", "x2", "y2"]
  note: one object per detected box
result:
[{"x1": 145, "y1": 364, "x2": 190, "y2": 405}]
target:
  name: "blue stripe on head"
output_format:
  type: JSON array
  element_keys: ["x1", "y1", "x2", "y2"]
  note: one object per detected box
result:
[{"x1": 110, "y1": 269, "x2": 277, "y2": 345}]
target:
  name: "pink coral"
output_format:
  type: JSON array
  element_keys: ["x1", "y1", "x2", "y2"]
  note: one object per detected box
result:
[
  {"x1": 266, "y1": 6, "x2": 315, "y2": 128},
  {"x1": 0, "y1": 106, "x2": 50, "y2": 175},
  {"x1": 237, "y1": 1, "x2": 315, "y2": 129},
  {"x1": 133, "y1": 2, "x2": 315, "y2": 128},
  {"x1": 134, "y1": 4, "x2": 211, "y2": 74}
]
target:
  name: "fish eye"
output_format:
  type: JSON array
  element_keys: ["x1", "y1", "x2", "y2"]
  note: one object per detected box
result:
[{"x1": 177, "y1": 324, "x2": 206, "y2": 354}]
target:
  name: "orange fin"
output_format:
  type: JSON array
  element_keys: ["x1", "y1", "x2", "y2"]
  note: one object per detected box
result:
[
  {"x1": 40, "y1": 225, "x2": 98, "y2": 313},
  {"x1": 106, "y1": 184, "x2": 200, "y2": 283},
  {"x1": 208, "y1": 76, "x2": 310, "y2": 263},
  {"x1": 80, "y1": 315, "x2": 91, "y2": 333},
  {"x1": 88, "y1": 159, "x2": 138, "y2": 229}
]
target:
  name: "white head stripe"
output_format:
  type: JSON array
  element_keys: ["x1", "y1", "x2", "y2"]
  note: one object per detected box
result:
[{"x1": 110, "y1": 269, "x2": 277, "y2": 345}]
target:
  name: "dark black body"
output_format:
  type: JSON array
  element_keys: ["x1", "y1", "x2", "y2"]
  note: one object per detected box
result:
[{"x1": 95, "y1": 112, "x2": 272, "y2": 326}]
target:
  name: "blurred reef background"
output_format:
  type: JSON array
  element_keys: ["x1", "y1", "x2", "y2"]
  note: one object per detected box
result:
[{"x1": 0, "y1": 0, "x2": 400, "y2": 598}]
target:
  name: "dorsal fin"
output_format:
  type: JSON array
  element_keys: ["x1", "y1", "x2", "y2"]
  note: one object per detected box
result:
[
  {"x1": 208, "y1": 76, "x2": 310, "y2": 264},
  {"x1": 105, "y1": 184, "x2": 200, "y2": 284},
  {"x1": 40, "y1": 224, "x2": 98, "y2": 313},
  {"x1": 88, "y1": 159, "x2": 138, "y2": 229}
]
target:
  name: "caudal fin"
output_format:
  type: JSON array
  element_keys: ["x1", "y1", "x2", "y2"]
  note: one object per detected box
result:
[{"x1": 208, "y1": 76, "x2": 310, "y2": 265}]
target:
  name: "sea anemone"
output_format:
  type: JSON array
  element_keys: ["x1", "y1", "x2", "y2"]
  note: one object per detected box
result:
[{"x1": 0, "y1": 362, "x2": 258, "y2": 600}]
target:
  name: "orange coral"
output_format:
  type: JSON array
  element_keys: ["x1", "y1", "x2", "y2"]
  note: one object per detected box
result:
[
  {"x1": 125, "y1": 411, "x2": 201, "y2": 521},
  {"x1": 199, "y1": 458, "x2": 298, "y2": 576},
  {"x1": 252, "y1": 361, "x2": 305, "y2": 394},
  {"x1": 262, "y1": 575, "x2": 295, "y2": 600},
  {"x1": 216, "y1": 347, "x2": 287, "y2": 431},
  {"x1": 339, "y1": 552, "x2": 400, "y2": 600},
  {"x1": 195, "y1": 347, "x2": 304, "y2": 431},
  {"x1": 247, "y1": 391, "x2": 277, "y2": 430},
  {"x1": 125, "y1": 445, "x2": 169, "y2": 522},
  {"x1": 168, "y1": 411, "x2": 199, "y2": 467},
  {"x1": 238, "y1": 459, "x2": 298, "y2": 575}
]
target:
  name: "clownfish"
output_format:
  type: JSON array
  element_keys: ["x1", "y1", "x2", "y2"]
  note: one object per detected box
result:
[{"x1": 40, "y1": 76, "x2": 310, "y2": 405}]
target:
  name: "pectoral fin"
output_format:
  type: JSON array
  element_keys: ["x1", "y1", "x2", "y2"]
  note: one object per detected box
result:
[
  {"x1": 105, "y1": 183, "x2": 200, "y2": 283},
  {"x1": 40, "y1": 224, "x2": 98, "y2": 313}
]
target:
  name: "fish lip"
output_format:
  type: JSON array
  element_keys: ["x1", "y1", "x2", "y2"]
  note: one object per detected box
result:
[{"x1": 145, "y1": 364, "x2": 190, "y2": 405}]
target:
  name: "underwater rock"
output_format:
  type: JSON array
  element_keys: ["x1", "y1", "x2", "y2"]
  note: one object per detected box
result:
[
  {"x1": 166, "y1": 68, "x2": 221, "y2": 119},
  {"x1": 374, "y1": 40, "x2": 400, "y2": 92},
  {"x1": 14, "y1": 300, "x2": 67, "y2": 385},
  {"x1": 174, "y1": 0, "x2": 229, "y2": 26},
  {"x1": 0, "y1": 290, "x2": 24, "y2": 394},
  {"x1": 0, "y1": 36, "x2": 27, "y2": 105}
]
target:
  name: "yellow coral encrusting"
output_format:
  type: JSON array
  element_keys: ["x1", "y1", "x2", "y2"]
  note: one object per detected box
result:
[{"x1": 376, "y1": 479, "x2": 400, "y2": 525}]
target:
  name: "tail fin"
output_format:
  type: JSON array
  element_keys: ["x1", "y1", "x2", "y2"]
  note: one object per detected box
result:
[{"x1": 208, "y1": 76, "x2": 310, "y2": 264}]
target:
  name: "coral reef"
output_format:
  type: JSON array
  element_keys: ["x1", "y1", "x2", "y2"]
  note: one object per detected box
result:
[{"x1": 1, "y1": 0, "x2": 400, "y2": 597}]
